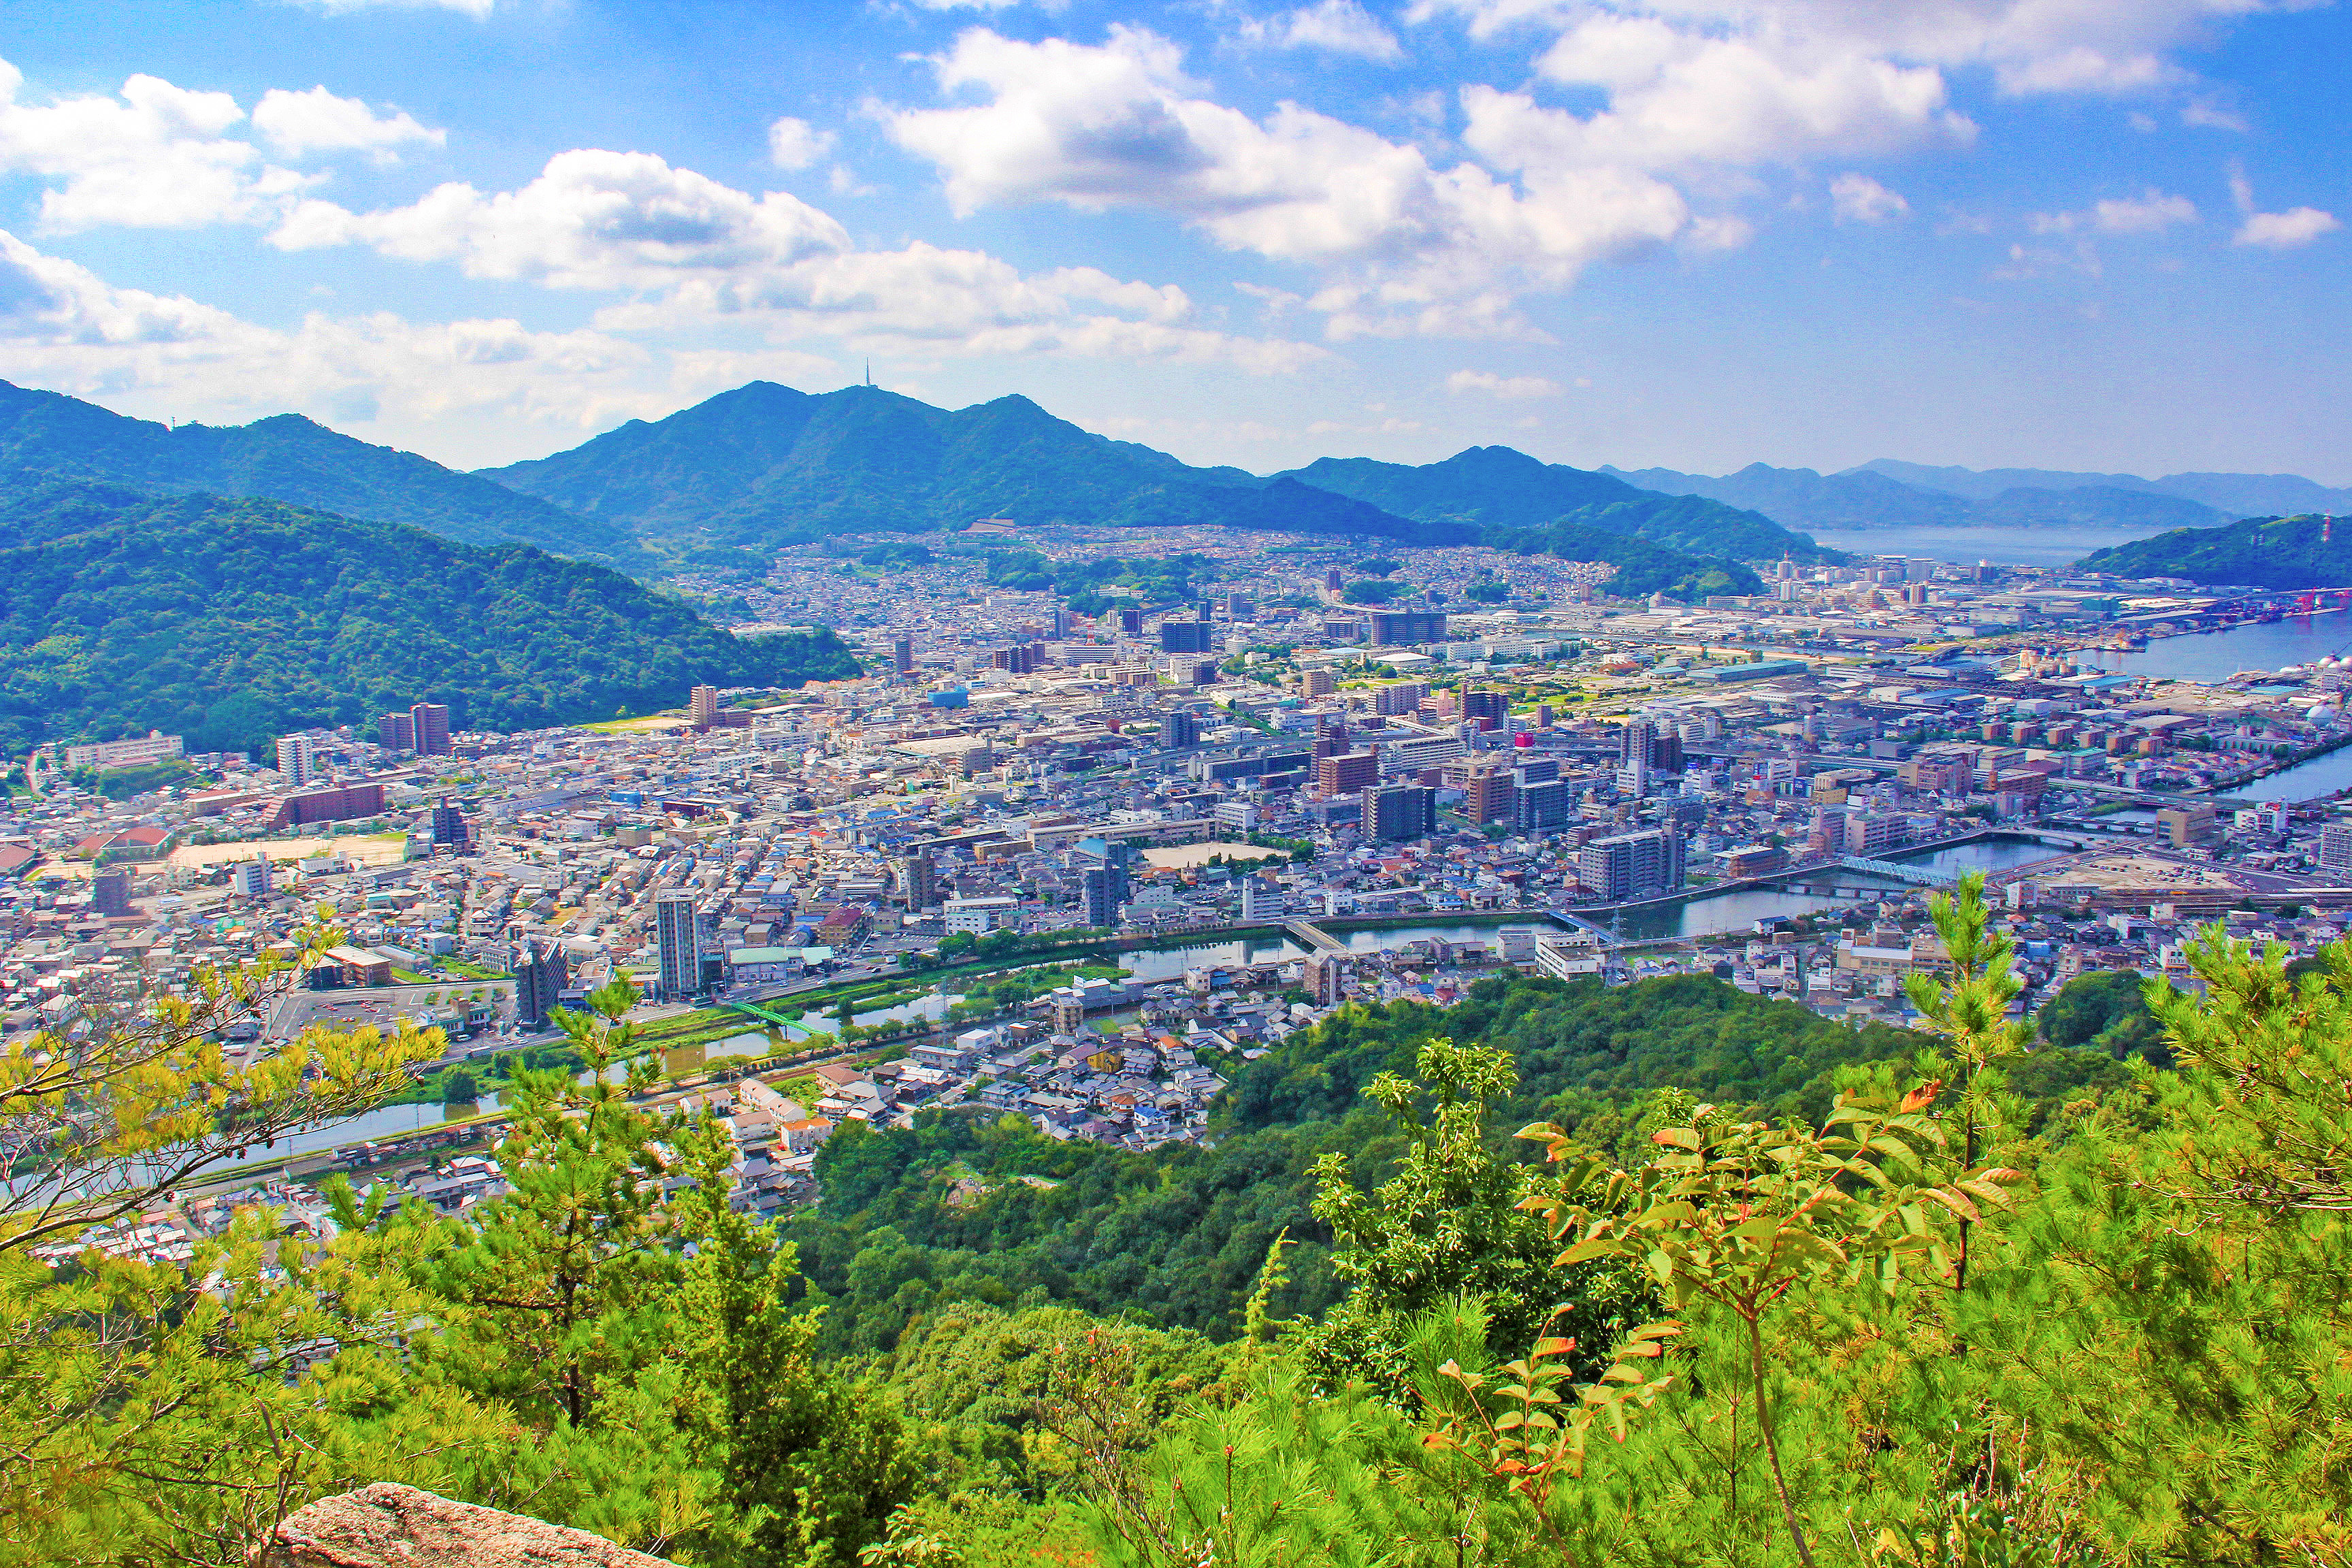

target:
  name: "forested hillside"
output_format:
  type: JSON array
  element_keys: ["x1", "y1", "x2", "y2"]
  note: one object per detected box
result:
[
  {"x1": 0, "y1": 483, "x2": 859, "y2": 755},
  {"x1": 478, "y1": 380, "x2": 1792, "y2": 594},
  {"x1": 0, "y1": 379, "x2": 642, "y2": 566},
  {"x1": 1286, "y1": 446, "x2": 1829, "y2": 563},
  {"x1": 2077, "y1": 512, "x2": 2352, "y2": 587},
  {"x1": 11, "y1": 882, "x2": 2346, "y2": 1566}
]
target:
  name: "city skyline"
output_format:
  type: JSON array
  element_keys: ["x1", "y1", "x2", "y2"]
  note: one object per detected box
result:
[{"x1": 0, "y1": 1, "x2": 2342, "y2": 482}]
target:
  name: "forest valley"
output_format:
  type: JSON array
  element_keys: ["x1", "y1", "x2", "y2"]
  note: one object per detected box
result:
[{"x1": 1, "y1": 870, "x2": 2345, "y2": 1567}]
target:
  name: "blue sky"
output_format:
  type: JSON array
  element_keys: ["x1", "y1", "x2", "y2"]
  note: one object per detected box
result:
[{"x1": 0, "y1": 0, "x2": 2343, "y2": 480}]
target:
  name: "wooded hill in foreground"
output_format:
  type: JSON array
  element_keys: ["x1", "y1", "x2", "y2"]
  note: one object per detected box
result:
[
  {"x1": 0, "y1": 481, "x2": 859, "y2": 756},
  {"x1": 9, "y1": 873, "x2": 2336, "y2": 1568}
]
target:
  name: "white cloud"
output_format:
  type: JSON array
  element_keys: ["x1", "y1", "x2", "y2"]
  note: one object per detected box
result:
[
  {"x1": 2029, "y1": 188, "x2": 2196, "y2": 235},
  {"x1": 2235, "y1": 206, "x2": 2340, "y2": 248},
  {"x1": 271, "y1": 148, "x2": 853, "y2": 289},
  {"x1": 1829, "y1": 172, "x2": 1906, "y2": 223},
  {"x1": 298, "y1": 0, "x2": 497, "y2": 17},
  {"x1": 1413, "y1": 0, "x2": 2268, "y2": 103},
  {"x1": 252, "y1": 86, "x2": 444, "y2": 160},
  {"x1": 270, "y1": 148, "x2": 1324, "y2": 373},
  {"x1": 1239, "y1": 2, "x2": 1406, "y2": 63},
  {"x1": 885, "y1": 27, "x2": 1691, "y2": 338},
  {"x1": 0, "y1": 59, "x2": 314, "y2": 231},
  {"x1": 1445, "y1": 368, "x2": 1559, "y2": 397},
  {"x1": 766, "y1": 116, "x2": 836, "y2": 170},
  {"x1": 1512, "y1": 15, "x2": 1970, "y2": 171}
]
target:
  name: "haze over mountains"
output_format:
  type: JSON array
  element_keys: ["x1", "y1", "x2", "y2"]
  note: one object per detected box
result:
[{"x1": 1606, "y1": 458, "x2": 2352, "y2": 536}]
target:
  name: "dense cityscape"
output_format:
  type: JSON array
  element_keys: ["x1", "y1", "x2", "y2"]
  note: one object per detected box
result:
[
  {"x1": 16, "y1": 519, "x2": 2352, "y2": 1262},
  {"x1": 5, "y1": 3, "x2": 2349, "y2": 1561}
]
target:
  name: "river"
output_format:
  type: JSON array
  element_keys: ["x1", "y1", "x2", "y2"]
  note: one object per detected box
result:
[
  {"x1": 2078, "y1": 610, "x2": 2352, "y2": 686},
  {"x1": 1585, "y1": 836, "x2": 2064, "y2": 941}
]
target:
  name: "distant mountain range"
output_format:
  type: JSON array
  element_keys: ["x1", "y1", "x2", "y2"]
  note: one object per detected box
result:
[
  {"x1": 0, "y1": 478, "x2": 858, "y2": 755},
  {"x1": 478, "y1": 381, "x2": 1825, "y2": 587},
  {"x1": 1603, "y1": 459, "x2": 2352, "y2": 535},
  {"x1": 0, "y1": 380, "x2": 648, "y2": 569}
]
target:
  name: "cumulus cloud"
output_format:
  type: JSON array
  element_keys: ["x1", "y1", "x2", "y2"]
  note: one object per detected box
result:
[
  {"x1": 2235, "y1": 206, "x2": 2340, "y2": 248},
  {"x1": 252, "y1": 86, "x2": 444, "y2": 160},
  {"x1": 1239, "y1": 1, "x2": 1406, "y2": 63},
  {"x1": 0, "y1": 59, "x2": 314, "y2": 231},
  {"x1": 270, "y1": 147, "x2": 1324, "y2": 372},
  {"x1": 2030, "y1": 189, "x2": 2196, "y2": 235},
  {"x1": 1829, "y1": 172, "x2": 1907, "y2": 223},
  {"x1": 297, "y1": 0, "x2": 497, "y2": 17},
  {"x1": 766, "y1": 116, "x2": 836, "y2": 170},
  {"x1": 886, "y1": 27, "x2": 1690, "y2": 337},
  {"x1": 1510, "y1": 15, "x2": 1970, "y2": 170},
  {"x1": 1414, "y1": 0, "x2": 2257, "y2": 102},
  {"x1": 271, "y1": 148, "x2": 853, "y2": 289},
  {"x1": 1445, "y1": 368, "x2": 1559, "y2": 397},
  {"x1": 2228, "y1": 163, "x2": 2339, "y2": 249}
]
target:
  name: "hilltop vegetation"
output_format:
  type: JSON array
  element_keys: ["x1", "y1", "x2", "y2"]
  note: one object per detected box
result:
[
  {"x1": 0, "y1": 483, "x2": 858, "y2": 755},
  {"x1": 2076, "y1": 512, "x2": 2352, "y2": 588},
  {"x1": 12, "y1": 885, "x2": 2352, "y2": 1566},
  {"x1": 478, "y1": 381, "x2": 1796, "y2": 593},
  {"x1": 0, "y1": 378, "x2": 643, "y2": 567}
]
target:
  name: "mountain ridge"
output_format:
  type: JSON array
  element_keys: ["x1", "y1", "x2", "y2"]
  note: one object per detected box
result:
[
  {"x1": 0, "y1": 379, "x2": 647, "y2": 567},
  {"x1": 0, "y1": 478, "x2": 858, "y2": 755}
]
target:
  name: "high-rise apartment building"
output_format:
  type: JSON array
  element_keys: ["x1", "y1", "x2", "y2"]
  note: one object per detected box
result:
[
  {"x1": 1316, "y1": 751, "x2": 1379, "y2": 795},
  {"x1": 377, "y1": 711, "x2": 416, "y2": 751},
  {"x1": 892, "y1": 636, "x2": 914, "y2": 676},
  {"x1": 410, "y1": 702, "x2": 451, "y2": 757},
  {"x1": 1367, "y1": 610, "x2": 1448, "y2": 647},
  {"x1": 513, "y1": 937, "x2": 570, "y2": 1029},
  {"x1": 1115, "y1": 608, "x2": 1143, "y2": 636},
  {"x1": 1307, "y1": 950, "x2": 1351, "y2": 1005},
  {"x1": 1578, "y1": 828, "x2": 1685, "y2": 902},
  {"x1": 1512, "y1": 778, "x2": 1568, "y2": 832},
  {"x1": 1362, "y1": 783, "x2": 1437, "y2": 843},
  {"x1": 1083, "y1": 864, "x2": 1122, "y2": 929},
  {"x1": 1159, "y1": 620, "x2": 1215, "y2": 654},
  {"x1": 429, "y1": 797, "x2": 473, "y2": 853},
  {"x1": 1375, "y1": 681, "x2": 1428, "y2": 716},
  {"x1": 689, "y1": 685, "x2": 720, "y2": 728},
  {"x1": 90, "y1": 869, "x2": 131, "y2": 917},
  {"x1": 654, "y1": 890, "x2": 700, "y2": 1000},
  {"x1": 1465, "y1": 770, "x2": 1516, "y2": 824},
  {"x1": 1460, "y1": 689, "x2": 1509, "y2": 730},
  {"x1": 2322, "y1": 823, "x2": 2352, "y2": 872},
  {"x1": 274, "y1": 734, "x2": 314, "y2": 787},
  {"x1": 231, "y1": 858, "x2": 274, "y2": 899},
  {"x1": 898, "y1": 851, "x2": 938, "y2": 911},
  {"x1": 1160, "y1": 710, "x2": 1202, "y2": 749},
  {"x1": 1301, "y1": 668, "x2": 1337, "y2": 698}
]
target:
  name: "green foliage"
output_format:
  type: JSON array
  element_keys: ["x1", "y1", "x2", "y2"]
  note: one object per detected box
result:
[
  {"x1": 0, "y1": 376, "x2": 644, "y2": 566},
  {"x1": 2037, "y1": 969, "x2": 2169, "y2": 1064},
  {"x1": 1463, "y1": 578, "x2": 1510, "y2": 602},
  {"x1": 1339, "y1": 579, "x2": 1401, "y2": 604},
  {"x1": 1350, "y1": 556, "x2": 1400, "y2": 576},
  {"x1": 2076, "y1": 512, "x2": 2350, "y2": 588},
  {"x1": 0, "y1": 485, "x2": 860, "y2": 753}
]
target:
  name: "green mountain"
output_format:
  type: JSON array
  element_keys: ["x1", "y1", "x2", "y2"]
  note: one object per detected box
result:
[
  {"x1": 0, "y1": 379, "x2": 646, "y2": 568},
  {"x1": 1282, "y1": 446, "x2": 1831, "y2": 561},
  {"x1": 2075, "y1": 513, "x2": 2352, "y2": 589},
  {"x1": 0, "y1": 481, "x2": 859, "y2": 755},
  {"x1": 478, "y1": 382, "x2": 1420, "y2": 551}
]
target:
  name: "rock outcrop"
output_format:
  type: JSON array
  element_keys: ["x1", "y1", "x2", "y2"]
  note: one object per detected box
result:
[{"x1": 265, "y1": 1482, "x2": 676, "y2": 1567}]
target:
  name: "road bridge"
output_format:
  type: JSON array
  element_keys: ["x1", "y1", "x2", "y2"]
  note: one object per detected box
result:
[
  {"x1": 1833, "y1": 855, "x2": 1956, "y2": 888},
  {"x1": 1283, "y1": 919, "x2": 1348, "y2": 953}
]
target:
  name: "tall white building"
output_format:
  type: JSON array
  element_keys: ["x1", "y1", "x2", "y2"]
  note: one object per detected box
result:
[
  {"x1": 274, "y1": 734, "x2": 314, "y2": 788},
  {"x1": 654, "y1": 890, "x2": 700, "y2": 999}
]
